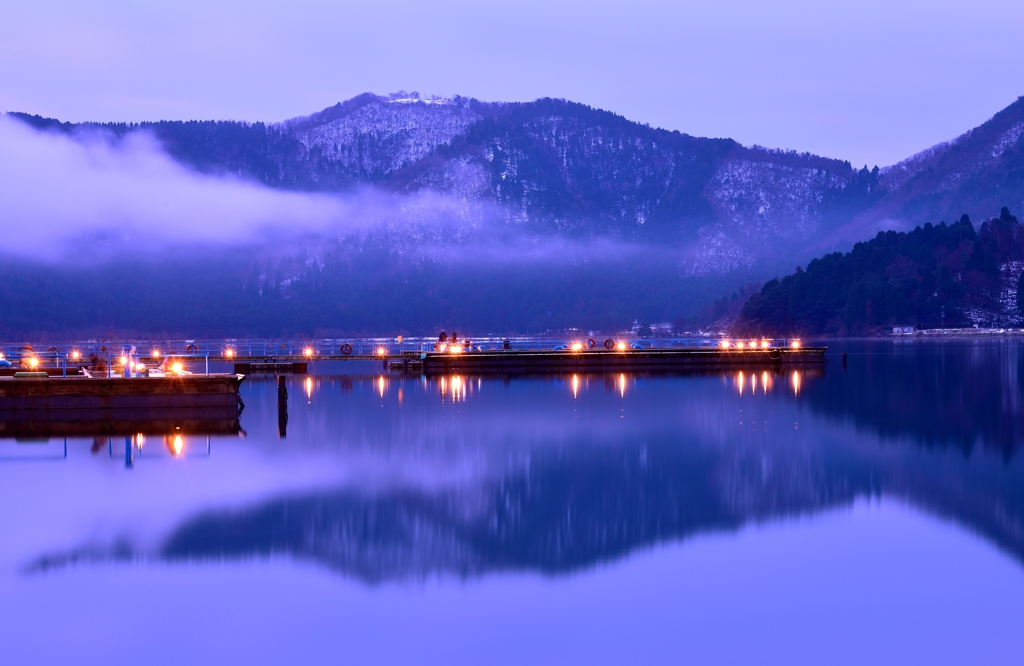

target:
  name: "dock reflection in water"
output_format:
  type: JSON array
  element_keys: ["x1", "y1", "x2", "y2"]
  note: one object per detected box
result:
[{"x1": 3, "y1": 346, "x2": 1024, "y2": 664}]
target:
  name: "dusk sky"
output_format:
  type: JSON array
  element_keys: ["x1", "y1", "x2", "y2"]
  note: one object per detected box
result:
[{"x1": 1, "y1": 0, "x2": 1022, "y2": 168}]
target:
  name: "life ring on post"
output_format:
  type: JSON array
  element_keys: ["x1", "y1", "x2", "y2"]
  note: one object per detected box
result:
[
  {"x1": 186, "y1": 344, "x2": 198, "y2": 354},
  {"x1": 586, "y1": 338, "x2": 596, "y2": 350},
  {"x1": 340, "y1": 343, "x2": 353, "y2": 356},
  {"x1": 604, "y1": 338, "x2": 615, "y2": 350}
]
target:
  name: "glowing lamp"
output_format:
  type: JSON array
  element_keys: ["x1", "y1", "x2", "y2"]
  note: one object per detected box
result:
[
  {"x1": 171, "y1": 362, "x2": 184, "y2": 374},
  {"x1": 616, "y1": 342, "x2": 627, "y2": 351},
  {"x1": 737, "y1": 341, "x2": 744, "y2": 349},
  {"x1": 152, "y1": 350, "x2": 160, "y2": 357},
  {"x1": 28, "y1": 357, "x2": 39, "y2": 369},
  {"x1": 225, "y1": 349, "x2": 234, "y2": 357},
  {"x1": 71, "y1": 351, "x2": 81, "y2": 359},
  {"x1": 304, "y1": 347, "x2": 314, "y2": 357},
  {"x1": 720, "y1": 341, "x2": 730, "y2": 349},
  {"x1": 450, "y1": 345, "x2": 463, "y2": 353},
  {"x1": 761, "y1": 340, "x2": 769, "y2": 349},
  {"x1": 376, "y1": 347, "x2": 386, "y2": 356},
  {"x1": 120, "y1": 355, "x2": 128, "y2": 365},
  {"x1": 571, "y1": 342, "x2": 583, "y2": 352},
  {"x1": 791, "y1": 340, "x2": 801, "y2": 349}
]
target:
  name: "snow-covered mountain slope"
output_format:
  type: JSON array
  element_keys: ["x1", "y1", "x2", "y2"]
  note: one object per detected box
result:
[
  {"x1": 279, "y1": 92, "x2": 485, "y2": 180},
  {"x1": 7, "y1": 92, "x2": 1023, "y2": 278}
]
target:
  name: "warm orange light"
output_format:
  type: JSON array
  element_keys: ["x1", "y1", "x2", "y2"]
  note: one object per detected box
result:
[
  {"x1": 791, "y1": 340, "x2": 801, "y2": 349},
  {"x1": 119, "y1": 355, "x2": 128, "y2": 365},
  {"x1": 737, "y1": 370, "x2": 745, "y2": 395},
  {"x1": 28, "y1": 357, "x2": 39, "y2": 369},
  {"x1": 572, "y1": 374, "x2": 580, "y2": 399},
  {"x1": 571, "y1": 342, "x2": 583, "y2": 352},
  {"x1": 305, "y1": 377, "x2": 313, "y2": 400},
  {"x1": 71, "y1": 350, "x2": 81, "y2": 360},
  {"x1": 225, "y1": 349, "x2": 234, "y2": 358},
  {"x1": 152, "y1": 350, "x2": 160, "y2": 357},
  {"x1": 451, "y1": 375, "x2": 464, "y2": 401},
  {"x1": 762, "y1": 370, "x2": 769, "y2": 394},
  {"x1": 737, "y1": 341, "x2": 745, "y2": 349},
  {"x1": 172, "y1": 435, "x2": 183, "y2": 456},
  {"x1": 449, "y1": 345, "x2": 463, "y2": 353},
  {"x1": 792, "y1": 370, "x2": 801, "y2": 395},
  {"x1": 616, "y1": 342, "x2": 627, "y2": 351},
  {"x1": 305, "y1": 347, "x2": 314, "y2": 357},
  {"x1": 761, "y1": 340, "x2": 769, "y2": 349},
  {"x1": 171, "y1": 362, "x2": 184, "y2": 374},
  {"x1": 136, "y1": 433, "x2": 145, "y2": 449},
  {"x1": 720, "y1": 340, "x2": 730, "y2": 349},
  {"x1": 619, "y1": 373, "x2": 626, "y2": 398}
]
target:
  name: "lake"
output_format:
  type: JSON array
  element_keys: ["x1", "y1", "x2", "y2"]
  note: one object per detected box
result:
[{"x1": 1, "y1": 340, "x2": 1023, "y2": 665}]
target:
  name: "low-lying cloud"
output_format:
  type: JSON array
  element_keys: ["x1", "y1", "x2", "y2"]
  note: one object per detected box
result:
[
  {"x1": 0, "y1": 114, "x2": 697, "y2": 273},
  {"x1": 0, "y1": 115, "x2": 490, "y2": 260}
]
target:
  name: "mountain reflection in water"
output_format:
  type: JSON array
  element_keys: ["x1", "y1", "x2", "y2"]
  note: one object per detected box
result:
[{"x1": 25, "y1": 342, "x2": 1024, "y2": 582}]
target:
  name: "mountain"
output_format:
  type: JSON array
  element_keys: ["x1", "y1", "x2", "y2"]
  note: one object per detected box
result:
[
  {"x1": 4, "y1": 92, "x2": 1024, "y2": 336},
  {"x1": 8, "y1": 92, "x2": 890, "y2": 275}
]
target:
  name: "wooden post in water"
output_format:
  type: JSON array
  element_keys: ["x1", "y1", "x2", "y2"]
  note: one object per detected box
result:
[{"x1": 277, "y1": 375, "x2": 288, "y2": 438}]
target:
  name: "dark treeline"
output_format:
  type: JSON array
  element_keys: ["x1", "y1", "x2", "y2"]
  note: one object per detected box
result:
[
  {"x1": 736, "y1": 207, "x2": 1024, "y2": 335},
  {"x1": 0, "y1": 242, "x2": 734, "y2": 339}
]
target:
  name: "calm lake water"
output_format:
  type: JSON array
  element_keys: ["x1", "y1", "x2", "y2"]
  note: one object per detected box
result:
[{"x1": 1, "y1": 340, "x2": 1023, "y2": 665}]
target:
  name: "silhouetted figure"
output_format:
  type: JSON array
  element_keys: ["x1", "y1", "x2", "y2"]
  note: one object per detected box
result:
[{"x1": 438, "y1": 331, "x2": 448, "y2": 343}]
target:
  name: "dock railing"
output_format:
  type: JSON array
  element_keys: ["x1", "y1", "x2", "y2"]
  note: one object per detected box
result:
[{"x1": 1, "y1": 337, "x2": 806, "y2": 366}]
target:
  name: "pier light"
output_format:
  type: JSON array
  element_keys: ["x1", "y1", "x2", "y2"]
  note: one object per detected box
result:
[
  {"x1": 0, "y1": 352, "x2": 5, "y2": 359},
  {"x1": 120, "y1": 355, "x2": 128, "y2": 365},
  {"x1": 450, "y1": 345, "x2": 463, "y2": 353},
  {"x1": 71, "y1": 350, "x2": 81, "y2": 360},
  {"x1": 28, "y1": 357, "x2": 39, "y2": 369},
  {"x1": 616, "y1": 342, "x2": 627, "y2": 351},
  {"x1": 790, "y1": 340, "x2": 801, "y2": 349},
  {"x1": 171, "y1": 362, "x2": 184, "y2": 374},
  {"x1": 571, "y1": 342, "x2": 583, "y2": 352},
  {"x1": 225, "y1": 349, "x2": 234, "y2": 358},
  {"x1": 376, "y1": 347, "x2": 386, "y2": 356},
  {"x1": 737, "y1": 341, "x2": 745, "y2": 349},
  {"x1": 152, "y1": 350, "x2": 160, "y2": 358},
  {"x1": 305, "y1": 347, "x2": 314, "y2": 357},
  {"x1": 720, "y1": 340, "x2": 730, "y2": 349},
  {"x1": 761, "y1": 340, "x2": 769, "y2": 349}
]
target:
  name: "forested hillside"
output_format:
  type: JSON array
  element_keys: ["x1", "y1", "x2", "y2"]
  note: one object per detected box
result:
[{"x1": 736, "y1": 208, "x2": 1024, "y2": 335}]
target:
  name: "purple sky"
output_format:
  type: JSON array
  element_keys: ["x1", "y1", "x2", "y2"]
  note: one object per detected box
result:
[{"x1": 1, "y1": 0, "x2": 1022, "y2": 167}]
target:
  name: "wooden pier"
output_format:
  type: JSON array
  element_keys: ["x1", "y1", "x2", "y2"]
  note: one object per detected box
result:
[{"x1": 415, "y1": 346, "x2": 826, "y2": 375}]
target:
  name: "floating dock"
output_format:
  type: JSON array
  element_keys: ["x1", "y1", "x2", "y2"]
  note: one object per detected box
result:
[
  {"x1": 0, "y1": 374, "x2": 245, "y2": 411},
  {"x1": 414, "y1": 346, "x2": 826, "y2": 375}
]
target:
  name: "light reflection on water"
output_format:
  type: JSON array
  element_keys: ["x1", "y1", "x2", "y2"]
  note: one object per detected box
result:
[{"x1": 1, "y1": 341, "x2": 1024, "y2": 663}]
